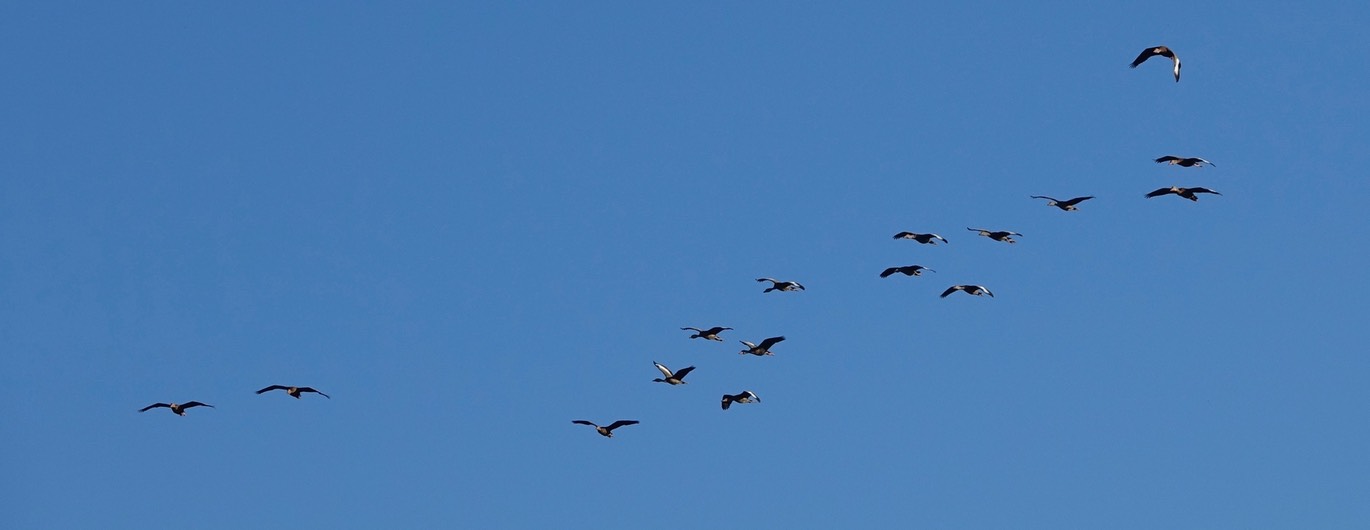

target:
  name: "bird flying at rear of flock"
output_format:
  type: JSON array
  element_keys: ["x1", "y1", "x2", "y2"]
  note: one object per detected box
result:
[
  {"x1": 1131, "y1": 45, "x2": 1181, "y2": 82},
  {"x1": 1030, "y1": 195, "x2": 1094, "y2": 211},
  {"x1": 893, "y1": 232, "x2": 948, "y2": 245},
  {"x1": 1154, "y1": 156, "x2": 1214, "y2": 168},
  {"x1": 571, "y1": 419, "x2": 639, "y2": 438},
  {"x1": 968, "y1": 228, "x2": 1022, "y2": 244},
  {"x1": 940, "y1": 285, "x2": 994, "y2": 298},
  {"x1": 1145, "y1": 186, "x2": 1222, "y2": 202},
  {"x1": 652, "y1": 361, "x2": 695, "y2": 385},
  {"x1": 680, "y1": 326, "x2": 732, "y2": 341},
  {"x1": 139, "y1": 401, "x2": 214, "y2": 416},
  {"x1": 721, "y1": 390, "x2": 761, "y2": 410},
  {"x1": 256, "y1": 385, "x2": 330, "y2": 399},
  {"x1": 880, "y1": 265, "x2": 935, "y2": 278},
  {"x1": 740, "y1": 336, "x2": 786, "y2": 356},
  {"x1": 757, "y1": 278, "x2": 804, "y2": 293}
]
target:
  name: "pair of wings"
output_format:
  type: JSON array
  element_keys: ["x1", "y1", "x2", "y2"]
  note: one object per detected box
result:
[
  {"x1": 681, "y1": 326, "x2": 731, "y2": 335},
  {"x1": 1030, "y1": 195, "x2": 1093, "y2": 206},
  {"x1": 653, "y1": 362, "x2": 696, "y2": 380},
  {"x1": 941, "y1": 285, "x2": 992, "y2": 298},
  {"x1": 968, "y1": 228, "x2": 1021, "y2": 237},
  {"x1": 139, "y1": 401, "x2": 212, "y2": 412},
  {"x1": 741, "y1": 336, "x2": 785, "y2": 350},
  {"x1": 1145, "y1": 187, "x2": 1220, "y2": 198},
  {"x1": 573, "y1": 420, "x2": 639, "y2": 431},
  {"x1": 893, "y1": 232, "x2": 947, "y2": 243},
  {"x1": 880, "y1": 265, "x2": 933, "y2": 278},
  {"x1": 256, "y1": 385, "x2": 330, "y2": 398}
]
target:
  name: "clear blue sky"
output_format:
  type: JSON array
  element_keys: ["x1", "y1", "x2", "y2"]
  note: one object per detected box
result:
[{"x1": 4, "y1": 2, "x2": 1369, "y2": 528}]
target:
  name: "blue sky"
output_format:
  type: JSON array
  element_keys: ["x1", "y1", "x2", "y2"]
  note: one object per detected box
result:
[{"x1": 3, "y1": 2, "x2": 1369, "y2": 528}]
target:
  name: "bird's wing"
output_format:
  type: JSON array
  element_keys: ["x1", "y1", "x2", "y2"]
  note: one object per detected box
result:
[
  {"x1": 673, "y1": 366, "x2": 696, "y2": 380},
  {"x1": 977, "y1": 286, "x2": 995, "y2": 297},
  {"x1": 572, "y1": 420, "x2": 597, "y2": 427},
  {"x1": 300, "y1": 387, "x2": 330, "y2": 398},
  {"x1": 967, "y1": 227, "x2": 986, "y2": 233},
  {"x1": 791, "y1": 282, "x2": 805, "y2": 290},
  {"x1": 758, "y1": 336, "x2": 786, "y2": 349},
  {"x1": 756, "y1": 278, "x2": 777, "y2": 284},
  {"x1": 256, "y1": 385, "x2": 287, "y2": 394},
  {"x1": 1030, "y1": 195, "x2": 1058, "y2": 202},
  {"x1": 744, "y1": 390, "x2": 760, "y2": 402},
  {"x1": 940, "y1": 286, "x2": 962, "y2": 298},
  {"x1": 605, "y1": 420, "x2": 639, "y2": 431},
  {"x1": 1195, "y1": 158, "x2": 1214, "y2": 166},
  {"x1": 139, "y1": 403, "x2": 171, "y2": 412},
  {"x1": 680, "y1": 327, "x2": 703, "y2": 332},
  {"x1": 1171, "y1": 55, "x2": 1181, "y2": 81},
  {"x1": 1189, "y1": 187, "x2": 1221, "y2": 195},
  {"x1": 1145, "y1": 187, "x2": 1175, "y2": 198},
  {"x1": 893, "y1": 231, "x2": 914, "y2": 239},
  {"x1": 1061, "y1": 196, "x2": 1094, "y2": 206},
  {"x1": 932, "y1": 234, "x2": 948, "y2": 243},
  {"x1": 880, "y1": 267, "x2": 898, "y2": 278},
  {"x1": 181, "y1": 401, "x2": 213, "y2": 409},
  {"x1": 1130, "y1": 47, "x2": 1158, "y2": 68},
  {"x1": 1155, "y1": 156, "x2": 1179, "y2": 163},
  {"x1": 721, "y1": 395, "x2": 733, "y2": 410},
  {"x1": 740, "y1": 340, "x2": 756, "y2": 348},
  {"x1": 706, "y1": 327, "x2": 732, "y2": 334},
  {"x1": 653, "y1": 362, "x2": 673, "y2": 378}
]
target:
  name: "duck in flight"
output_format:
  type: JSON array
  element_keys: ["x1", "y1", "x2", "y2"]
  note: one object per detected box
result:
[
  {"x1": 1145, "y1": 186, "x2": 1221, "y2": 202},
  {"x1": 721, "y1": 390, "x2": 761, "y2": 410},
  {"x1": 1131, "y1": 45, "x2": 1181, "y2": 82},
  {"x1": 757, "y1": 278, "x2": 805, "y2": 293},
  {"x1": 256, "y1": 385, "x2": 330, "y2": 399},
  {"x1": 139, "y1": 401, "x2": 214, "y2": 416},
  {"x1": 940, "y1": 285, "x2": 994, "y2": 298},
  {"x1": 892, "y1": 232, "x2": 948, "y2": 245},
  {"x1": 652, "y1": 361, "x2": 696, "y2": 385},
  {"x1": 1155, "y1": 156, "x2": 1214, "y2": 168},
  {"x1": 680, "y1": 326, "x2": 732, "y2": 341},
  {"x1": 571, "y1": 419, "x2": 639, "y2": 438},
  {"x1": 1030, "y1": 195, "x2": 1094, "y2": 211},
  {"x1": 880, "y1": 265, "x2": 935, "y2": 278},
  {"x1": 968, "y1": 228, "x2": 1022, "y2": 244},
  {"x1": 739, "y1": 336, "x2": 786, "y2": 356}
]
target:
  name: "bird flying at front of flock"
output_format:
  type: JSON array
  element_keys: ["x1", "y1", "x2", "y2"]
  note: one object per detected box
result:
[
  {"x1": 571, "y1": 419, "x2": 640, "y2": 438},
  {"x1": 139, "y1": 401, "x2": 215, "y2": 416},
  {"x1": 721, "y1": 390, "x2": 761, "y2": 410},
  {"x1": 739, "y1": 336, "x2": 786, "y2": 356},
  {"x1": 1154, "y1": 156, "x2": 1214, "y2": 168},
  {"x1": 892, "y1": 232, "x2": 948, "y2": 245},
  {"x1": 652, "y1": 361, "x2": 696, "y2": 385},
  {"x1": 256, "y1": 385, "x2": 330, "y2": 399},
  {"x1": 940, "y1": 285, "x2": 994, "y2": 298},
  {"x1": 756, "y1": 278, "x2": 804, "y2": 293},
  {"x1": 1131, "y1": 45, "x2": 1181, "y2": 82},
  {"x1": 1145, "y1": 186, "x2": 1222, "y2": 202},
  {"x1": 1030, "y1": 195, "x2": 1094, "y2": 211},
  {"x1": 968, "y1": 228, "x2": 1022, "y2": 244},
  {"x1": 680, "y1": 326, "x2": 732, "y2": 341},
  {"x1": 880, "y1": 265, "x2": 935, "y2": 278}
]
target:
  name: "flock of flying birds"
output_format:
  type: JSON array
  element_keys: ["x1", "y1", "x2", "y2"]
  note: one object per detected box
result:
[
  {"x1": 569, "y1": 45, "x2": 1219, "y2": 439},
  {"x1": 139, "y1": 46, "x2": 1216, "y2": 433}
]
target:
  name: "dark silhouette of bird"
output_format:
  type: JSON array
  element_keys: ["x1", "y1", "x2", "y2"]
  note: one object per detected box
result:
[
  {"x1": 652, "y1": 361, "x2": 695, "y2": 385},
  {"x1": 139, "y1": 401, "x2": 214, "y2": 416},
  {"x1": 1030, "y1": 195, "x2": 1094, "y2": 211},
  {"x1": 680, "y1": 326, "x2": 732, "y2": 341},
  {"x1": 721, "y1": 390, "x2": 761, "y2": 410},
  {"x1": 571, "y1": 419, "x2": 639, "y2": 438},
  {"x1": 740, "y1": 336, "x2": 785, "y2": 356},
  {"x1": 880, "y1": 265, "x2": 935, "y2": 278},
  {"x1": 1155, "y1": 156, "x2": 1214, "y2": 167},
  {"x1": 1131, "y1": 45, "x2": 1181, "y2": 82},
  {"x1": 757, "y1": 278, "x2": 804, "y2": 293},
  {"x1": 256, "y1": 385, "x2": 330, "y2": 399},
  {"x1": 968, "y1": 228, "x2": 1022, "y2": 244},
  {"x1": 940, "y1": 285, "x2": 994, "y2": 298},
  {"x1": 1145, "y1": 186, "x2": 1222, "y2": 201},
  {"x1": 893, "y1": 232, "x2": 948, "y2": 245}
]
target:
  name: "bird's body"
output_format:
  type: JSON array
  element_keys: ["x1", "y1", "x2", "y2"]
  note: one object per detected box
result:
[
  {"x1": 139, "y1": 401, "x2": 214, "y2": 416},
  {"x1": 757, "y1": 278, "x2": 804, "y2": 293},
  {"x1": 1155, "y1": 156, "x2": 1214, "y2": 168},
  {"x1": 680, "y1": 326, "x2": 732, "y2": 341},
  {"x1": 941, "y1": 285, "x2": 994, "y2": 298},
  {"x1": 739, "y1": 336, "x2": 786, "y2": 356},
  {"x1": 1030, "y1": 195, "x2": 1094, "y2": 211},
  {"x1": 880, "y1": 265, "x2": 935, "y2": 278},
  {"x1": 1131, "y1": 45, "x2": 1181, "y2": 82},
  {"x1": 892, "y1": 232, "x2": 948, "y2": 245},
  {"x1": 256, "y1": 385, "x2": 330, "y2": 399},
  {"x1": 721, "y1": 390, "x2": 761, "y2": 410},
  {"x1": 572, "y1": 419, "x2": 639, "y2": 438},
  {"x1": 1145, "y1": 186, "x2": 1222, "y2": 201},
  {"x1": 968, "y1": 228, "x2": 1022, "y2": 244},
  {"x1": 652, "y1": 361, "x2": 696, "y2": 385}
]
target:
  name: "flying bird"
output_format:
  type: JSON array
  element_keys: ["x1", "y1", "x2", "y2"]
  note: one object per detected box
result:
[
  {"x1": 968, "y1": 228, "x2": 1022, "y2": 244},
  {"x1": 139, "y1": 401, "x2": 215, "y2": 416},
  {"x1": 740, "y1": 336, "x2": 786, "y2": 356},
  {"x1": 680, "y1": 326, "x2": 732, "y2": 341},
  {"x1": 571, "y1": 419, "x2": 639, "y2": 438},
  {"x1": 893, "y1": 232, "x2": 948, "y2": 245},
  {"x1": 652, "y1": 361, "x2": 696, "y2": 385},
  {"x1": 1145, "y1": 186, "x2": 1222, "y2": 201},
  {"x1": 256, "y1": 385, "x2": 330, "y2": 399},
  {"x1": 757, "y1": 278, "x2": 805, "y2": 293},
  {"x1": 1030, "y1": 195, "x2": 1094, "y2": 211},
  {"x1": 880, "y1": 265, "x2": 935, "y2": 278},
  {"x1": 721, "y1": 390, "x2": 761, "y2": 410},
  {"x1": 1154, "y1": 156, "x2": 1214, "y2": 168},
  {"x1": 1131, "y1": 45, "x2": 1181, "y2": 82},
  {"x1": 940, "y1": 285, "x2": 994, "y2": 298}
]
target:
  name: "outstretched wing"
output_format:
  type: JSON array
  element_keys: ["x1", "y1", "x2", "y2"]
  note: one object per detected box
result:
[
  {"x1": 940, "y1": 286, "x2": 963, "y2": 298},
  {"x1": 653, "y1": 361, "x2": 673, "y2": 378},
  {"x1": 739, "y1": 340, "x2": 756, "y2": 349},
  {"x1": 1189, "y1": 187, "x2": 1221, "y2": 195},
  {"x1": 256, "y1": 385, "x2": 287, "y2": 394},
  {"x1": 139, "y1": 403, "x2": 171, "y2": 412},
  {"x1": 181, "y1": 401, "x2": 214, "y2": 409},
  {"x1": 572, "y1": 420, "x2": 597, "y2": 427},
  {"x1": 1193, "y1": 158, "x2": 1214, "y2": 167},
  {"x1": 299, "y1": 387, "x2": 330, "y2": 398},
  {"x1": 755, "y1": 278, "x2": 777, "y2": 284},
  {"x1": 1130, "y1": 47, "x2": 1159, "y2": 68},
  {"x1": 893, "y1": 231, "x2": 915, "y2": 239},
  {"x1": 721, "y1": 395, "x2": 733, "y2": 410},
  {"x1": 1155, "y1": 156, "x2": 1180, "y2": 164},
  {"x1": 1030, "y1": 195, "x2": 1059, "y2": 202},
  {"x1": 680, "y1": 327, "x2": 703, "y2": 333},
  {"x1": 743, "y1": 390, "x2": 760, "y2": 403},
  {"x1": 758, "y1": 336, "x2": 786, "y2": 350},
  {"x1": 880, "y1": 267, "x2": 899, "y2": 278},
  {"x1": 1060, "y1": 196, "x2": 1094, "y2": 206},
  {"x1": 1145, "y1": 187, "x2": 1176, "y2": 198},
  {"x1": 704, "y1": 326, "x2": 731, "y2": 334},
  {"x1": 673, "y1": 366, "x2": 696, "y2": 380},
  {"x1": 605, "y1": 420, "x2": 639, "y2": 431}
]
